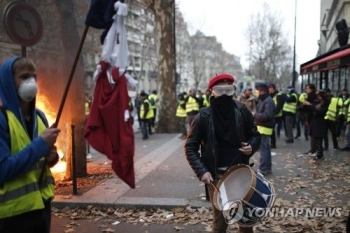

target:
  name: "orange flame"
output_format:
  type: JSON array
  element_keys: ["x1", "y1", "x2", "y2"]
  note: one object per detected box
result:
[{"x1": 36, "y1": 95, "x2": 66, "y2": 175}]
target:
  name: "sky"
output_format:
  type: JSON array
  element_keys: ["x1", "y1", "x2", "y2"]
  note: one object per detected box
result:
[{"x1": 178, "y1": 0, "x2": 321, "y2": 70}]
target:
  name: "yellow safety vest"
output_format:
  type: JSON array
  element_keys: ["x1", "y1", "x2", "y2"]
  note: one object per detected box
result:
[
  {"x1": 299, "y1": 93, "x2": 307, "y2": 103},
  {"x1": 202, "y1": 95, "x2": 210, "y2": 107},
  {"x1": 185, "y1": 96, "x2": 199, "y2": 113},
  {"x1": 257, "y1": 126, "x2": 273, "y2": 136},
  {"x1": 85, "y1": 101, "x2": 90, "y2": 115},
  {"x1": 140, "y1": 99, "x2": 154, "y2": 119},
  {"x1": 273, "y1": 93, "x2": 283, "y2": 117},
  {"x1": 0, "y1": 111, "x2": 55, "y2": 219},
  {"x1": 347, "y1": 101, "x2": 350, "y2": 123},
  {"x1": 344, "y1": 98, "x2": 350, "y2": 122},
  {"x1": 176, "y1": 100, "x2": 186, "y2": 117},
  {"x1": 282, "y1": 93, "x2": 298, "y2": 114},
  {"x1": 148, "y1": 94, "x2": 158, "y2": 110},
  {"x1": 325, "y1": 97, "x2": 339, "y2": 121},
  {"x1": 337, "y1": 97, "x2": 345, "y2": 116}
]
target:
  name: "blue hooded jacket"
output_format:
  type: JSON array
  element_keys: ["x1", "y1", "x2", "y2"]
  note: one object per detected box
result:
[{"x1": 0, "y1": 57, "x2": 50, "y2": 184}]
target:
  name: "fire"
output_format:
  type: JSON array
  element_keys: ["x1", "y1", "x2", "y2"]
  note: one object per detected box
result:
[{"x1": 36, "y1": 94, "x2": 66, "y2": 175}]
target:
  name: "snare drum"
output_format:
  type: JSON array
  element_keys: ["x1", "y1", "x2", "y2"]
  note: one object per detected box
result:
[{"x1": 212, "y1": 164, "x2": 276, "y2": 227}]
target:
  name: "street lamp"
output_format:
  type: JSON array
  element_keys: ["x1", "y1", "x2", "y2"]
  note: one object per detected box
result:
[{"x1": 292, "y1": 0, "x2": 297, "y2": 88}]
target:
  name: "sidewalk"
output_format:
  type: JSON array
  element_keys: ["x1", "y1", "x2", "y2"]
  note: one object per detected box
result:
[
  {"x1": 53, "y1": 132, "x2": 210, "y2": 209},
  {"x1": 52, "y1": 130, "x2": 350, "y2": 232}
]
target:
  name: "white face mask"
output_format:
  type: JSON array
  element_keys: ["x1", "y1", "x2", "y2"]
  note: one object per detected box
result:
[{"x1": 18, "y1": 77, "x2": 38, "y2": 102}]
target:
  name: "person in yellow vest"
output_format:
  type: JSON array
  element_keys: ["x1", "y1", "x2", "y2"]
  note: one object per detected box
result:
[
  {"x1": 196, "y1": 89, "x2": 204, "y2": 108},
  {"x1": 0, "y1": 57, "x2": 61, "y2": 233},
  {"x1": 297, "y1": 92, "x2": 308, "y2": 139},
  {"x1": 324, "y1": 88, "x2": 340, "y2": 151},
  {"x1": 268, "y1": 83, "x2": 285, "y2": 149},
  {"x1": 341, "y1": 98, "x2": 350, "y2": 151},
  {"x1": 176, "y1": 93, "x2": 187, "y2": 139},
  {"x1": 336, "y1": 88, "x2": 349, "y2": 138},
  {"x1": 139, "y1": 92, "x2": 154, "y2": 140},
  {"x1": 148, "y1": 90, "x2": 159, "y2": 134},
  {"x1": 85, "y1": 96, "x2": 91, "y2": 116},
  {"x1": 282, "y1": 86, "x2": 298, "y2": 143},
  {"x1": 254, "y1": 83, "x2": 275, "y2": 175},
  {"x1": 184, "y1": 88, "x2": 201, "y2": 127},
  {"x1": 202, "y1": 89, "x2": 211, "y2": 107}
]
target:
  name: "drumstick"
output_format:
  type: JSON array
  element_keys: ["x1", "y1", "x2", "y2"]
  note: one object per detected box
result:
[{"x1": 210, "y1": 181, "x2": 221, "y2": 194}]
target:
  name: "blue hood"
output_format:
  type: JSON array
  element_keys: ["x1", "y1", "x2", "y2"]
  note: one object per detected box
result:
[
  {"x1": 0, "y1": 57, "x2": 50, "y2": 184},
  {"x1": 0, "y1": 57, "x2": 23, "y2": 122}
]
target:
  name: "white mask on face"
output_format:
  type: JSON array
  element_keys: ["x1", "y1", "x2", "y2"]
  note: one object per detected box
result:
[{"x1": 18, "y1": 77, "x2": 38, "y2": 102}]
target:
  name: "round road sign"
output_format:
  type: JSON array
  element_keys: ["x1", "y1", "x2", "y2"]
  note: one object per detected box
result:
[{"x1": 3, "y1": 1, "x2": 43, "y2": 47}]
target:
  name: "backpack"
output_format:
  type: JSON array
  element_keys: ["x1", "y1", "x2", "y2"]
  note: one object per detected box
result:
[{"x1": 149, "y1": 97, "x2": 155, "y2": 106}]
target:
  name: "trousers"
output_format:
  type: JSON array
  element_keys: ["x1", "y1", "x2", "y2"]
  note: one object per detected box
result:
[{"x1": 207, "y1": 183, "x2": 254, "y2": 233}]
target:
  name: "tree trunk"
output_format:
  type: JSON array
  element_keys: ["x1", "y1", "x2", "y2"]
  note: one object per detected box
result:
[
  {"x1": 54, "y1": 0, "x2": 87, "y2": 178},
  {"x1": 146, "y1": 0, "x2": 177, "y2": 133}
]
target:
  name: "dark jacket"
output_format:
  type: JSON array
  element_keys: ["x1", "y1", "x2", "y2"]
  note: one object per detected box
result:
[
  {"x1": 270, "y1": 91, "x2": 284, "y2": 116},
  {"x1": 184, "y1": 100, "x2": 261, "y2": 180},
  {"x1": 304, "y1": 91, "x2": 318, "y2": 124},
  {"x1": 255, "y1": 94, "x2": 275, "y2": 129},
  {"x1": 307, "y1": 99, "x2": 329, "y2": 138}
]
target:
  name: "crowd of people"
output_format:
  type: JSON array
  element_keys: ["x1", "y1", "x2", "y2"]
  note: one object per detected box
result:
[
  {"x1": 179, "y1": 80, "x2": 350, "y2": 156},
  {"x1": 182, "y1": 73, "x2": 350, "y2": 232}
]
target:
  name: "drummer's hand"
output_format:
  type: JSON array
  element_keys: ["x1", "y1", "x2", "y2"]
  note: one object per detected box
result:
[
  {"x1": 239, "y1": 142, "x2": 252, "y2": 155},
  {"x1": 201, "y1": 172, "x2": 213, "y2": 184}
]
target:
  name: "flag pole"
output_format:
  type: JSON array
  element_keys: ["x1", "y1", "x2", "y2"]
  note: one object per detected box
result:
[
  {"x1": 53, "y1": 25, "x2": 89, "y2": 127},
  {"x1": 39, "y1": 25, "x2": 89, "y2": 185}
]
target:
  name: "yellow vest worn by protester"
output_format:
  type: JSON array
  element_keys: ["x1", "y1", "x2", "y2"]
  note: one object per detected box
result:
[
  {"x1": 325, "y1": 97, "x2": 339, "y2": 121},
  {"x1": 0, "y1": 110, "x2": 55, "y2": 219},
  {"x1": 299, "y1": 92, "x2": 307, "y2": 103},
  {"x1": 185, "y1": 96, "x2": 199, "y2": 113},
  {"x1": 202, "y1": 95, "x2": 210, "y2": 107},
  {"x1": 347, "y1": 101, "x2": 350, "y2": 123},
  {"x1": 337, "y1": 97, "x2": 345, "y2": 116},
  {"x1": 273, "y1": 93, "x2": 283, "y2": 117},
  {"x1": 257, "y1": 125, "x2": 273, "y2": 136},
  {"x1": 85, "y1": 101, "x2": 90, "y2": 115},
  {"x1": 176, "y1": 100, "x2": 187, "y2": 118},
  {"x1": 345, "y1": 98, "x2": 350, "y2": 122},
  {"x1": 148, "y1": 93, "x2": 158, "y2": 110},
  {"x1": 283, "y1": 93, "x2": 298, "y2": 114},
  {"x1": 140, "y1": 99, "x2": 154, "y2": 119}
]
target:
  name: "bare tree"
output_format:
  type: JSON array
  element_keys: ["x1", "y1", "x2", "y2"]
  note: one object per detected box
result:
[
  {"x1": 188, "y1": 31, "x2": 209, "y2": 90},
  {"x1": 175, "y1": 7, "x2": 192, "y2": 93},
  {"x1": 145, "y1": 0, "x2": 177, "y2": 133},
  {"x1": 54, "y1": 0, "x2": 87, "y2": 178},
  {"x1": 246, "y1": 4, "x2": 292, "y2": 87}
]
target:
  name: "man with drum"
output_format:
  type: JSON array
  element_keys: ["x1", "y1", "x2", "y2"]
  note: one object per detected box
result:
[{"x1": 185, "y1": 73, "x2": 261, "y2": 233}]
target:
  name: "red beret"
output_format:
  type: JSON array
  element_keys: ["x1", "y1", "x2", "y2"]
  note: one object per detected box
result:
[{"x1": 208, "y1": 73, "x2": 235, "y2": 89}]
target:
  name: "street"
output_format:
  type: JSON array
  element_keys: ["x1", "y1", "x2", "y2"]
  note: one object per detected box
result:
[{"x1": 51, "y1": 131, "x2": 350, "y2": 232}]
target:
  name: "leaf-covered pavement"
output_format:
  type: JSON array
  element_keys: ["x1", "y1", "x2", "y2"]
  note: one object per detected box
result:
[{"x1": 53, "y1": 140, "x2": 350, "y2": 232}]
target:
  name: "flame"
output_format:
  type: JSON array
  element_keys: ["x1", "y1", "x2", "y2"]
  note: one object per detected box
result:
[{"x1": 36, "y1": 95, "x2": 66, "y2": 176}]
